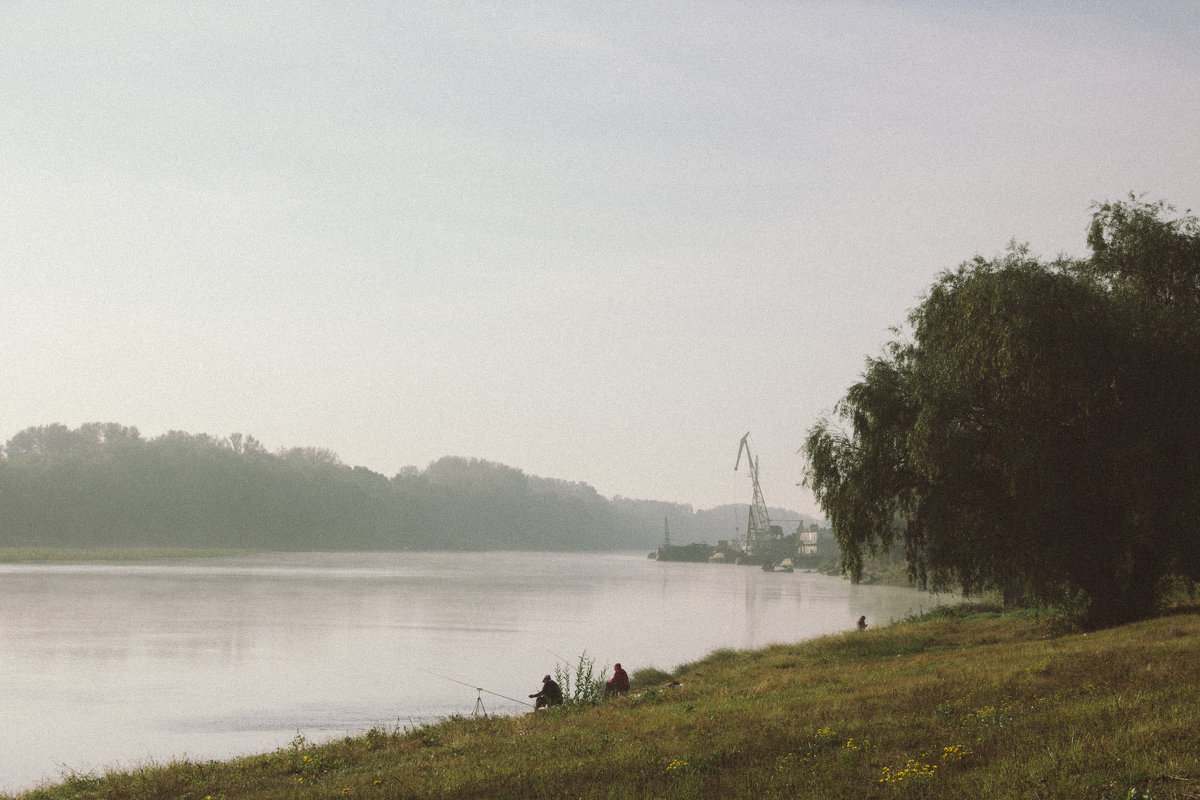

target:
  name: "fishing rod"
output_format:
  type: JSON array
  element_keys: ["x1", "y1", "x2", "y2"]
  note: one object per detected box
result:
[
  {"x1": 544, "y1": 647, "x2": 612, "y2": 677},
  {"x1": 425, "y1": 669, "x2": 534, "y2": 708},
  {"x1": 543, "y1": 647, "x2": 572, "y2": 665}
]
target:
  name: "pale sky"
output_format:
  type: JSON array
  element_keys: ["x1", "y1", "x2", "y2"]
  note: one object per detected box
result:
[{"x1": 3, "y1": 2, "x2": 1198, "y2": 518}]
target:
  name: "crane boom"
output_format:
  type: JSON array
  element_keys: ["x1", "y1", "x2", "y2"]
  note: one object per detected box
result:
[{"x1": 734, "y1": 432, "x2": 782, "y2": 566}]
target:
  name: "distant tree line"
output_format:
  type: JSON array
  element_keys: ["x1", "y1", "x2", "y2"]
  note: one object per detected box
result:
[
  {"x1": 0, "y1": 423, "x2": 808, "y2": 552},
  {"x1": 804, "y1": 197, "x2": 1200, "y2": 627}
]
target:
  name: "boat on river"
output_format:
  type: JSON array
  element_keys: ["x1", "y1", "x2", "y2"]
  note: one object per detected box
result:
[{"x1": 652, "y1": 518, "x2": 716, "y2": 562}]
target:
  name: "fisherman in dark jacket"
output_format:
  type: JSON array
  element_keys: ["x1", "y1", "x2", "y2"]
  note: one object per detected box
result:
[{"x1": 529, "y1": 674, "x2": 562, "y2": 709}]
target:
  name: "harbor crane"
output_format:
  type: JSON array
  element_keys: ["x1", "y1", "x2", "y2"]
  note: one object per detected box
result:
[{"x1": 735, "y1": 432, "x2": 785, "y2": 567}]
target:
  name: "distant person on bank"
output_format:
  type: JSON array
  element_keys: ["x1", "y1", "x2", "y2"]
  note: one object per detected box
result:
[
  {"x1": 530, "y1": 674, "x2": 563, "y2": 709},
  {"x1": 606, "y1": 662, "x2": 630, "y2": 696}
]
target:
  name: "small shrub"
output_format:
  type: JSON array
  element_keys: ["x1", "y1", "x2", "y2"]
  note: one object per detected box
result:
[
  {"x1": 907, "y1": 602, "x2": 1007, "y2": 622},
  {"x1": 61, "y1": 773, "x2": 103, "y2": 792},
  {"x1": 631, "y1": 666, "x2": 673, "y2": 687}
]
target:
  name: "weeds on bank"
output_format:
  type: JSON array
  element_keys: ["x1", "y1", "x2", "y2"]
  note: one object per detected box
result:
[{"x1": 553, "y1": 651, "x2": 606, "y2": 706}]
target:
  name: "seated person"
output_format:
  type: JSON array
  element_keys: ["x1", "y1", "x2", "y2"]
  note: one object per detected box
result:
[
  {"x1": 529, "y1": 674, "x2": 563, "y2": 709},
  {"x1": 605, "y1": 662, "x2": 630, "y2": 696}
]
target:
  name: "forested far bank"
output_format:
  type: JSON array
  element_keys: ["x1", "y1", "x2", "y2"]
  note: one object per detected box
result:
[{"x1": 0, "y1": 423, "x2": 809, "y2": 552}]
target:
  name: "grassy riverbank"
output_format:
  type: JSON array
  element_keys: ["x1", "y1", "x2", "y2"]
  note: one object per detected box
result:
[{"x1": 10, "y1": 604, "x2": 1199, "y2": 800}]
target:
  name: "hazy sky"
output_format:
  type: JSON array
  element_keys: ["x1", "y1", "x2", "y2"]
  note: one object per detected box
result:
[{"x1": 3, "y1": 2, "x2": 1198, "y2": 517}]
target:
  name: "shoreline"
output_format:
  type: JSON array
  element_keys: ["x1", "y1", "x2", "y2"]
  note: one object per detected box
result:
[{"x1": 7, "y1": 603, "x2": 1198, "y2": 799}]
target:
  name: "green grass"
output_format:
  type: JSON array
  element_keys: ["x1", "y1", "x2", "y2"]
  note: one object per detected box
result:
[{"x1": 9, "y1": 603, "x2": 1200, "y2": 799}]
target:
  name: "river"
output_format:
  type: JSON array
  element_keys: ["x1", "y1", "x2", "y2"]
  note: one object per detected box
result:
[{"x1": 0, "y1": 551, "x2": 948, "y2": 792}]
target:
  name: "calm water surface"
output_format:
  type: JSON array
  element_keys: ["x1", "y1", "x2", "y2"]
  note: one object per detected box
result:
[{"x1": 0, "y1": 551, "x2": 949, "y2": 791}]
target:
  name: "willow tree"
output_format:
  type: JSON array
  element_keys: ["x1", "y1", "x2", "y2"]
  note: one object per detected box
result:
[{"x1": 805, "y1": 198, "x2": 1200, "y2": 627}]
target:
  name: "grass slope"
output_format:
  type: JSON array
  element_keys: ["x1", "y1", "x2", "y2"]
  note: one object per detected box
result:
[{"x1": 11, "y1": 605, "x2": 1200, "y2": 800}]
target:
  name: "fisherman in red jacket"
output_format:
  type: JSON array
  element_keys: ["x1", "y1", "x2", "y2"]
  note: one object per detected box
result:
[{"x1": 605, "y1": 662, "x2": 630, "y2": 696}]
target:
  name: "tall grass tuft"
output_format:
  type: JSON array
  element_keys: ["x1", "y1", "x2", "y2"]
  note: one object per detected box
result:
[{"x1": 554, "y1": 651, "x2": 606, "y2": 706}]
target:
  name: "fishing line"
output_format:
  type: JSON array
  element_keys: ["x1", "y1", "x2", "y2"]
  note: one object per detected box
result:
[{"x1": 425, "y1": 669, "x2": 534, "y2": 708}]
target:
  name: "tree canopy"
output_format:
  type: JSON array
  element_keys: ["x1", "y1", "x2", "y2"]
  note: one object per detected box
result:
[{"x1": 804, "y1": 197, "x2": 1200, "y2": 627}]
